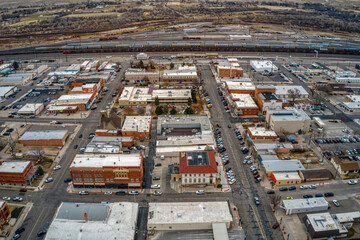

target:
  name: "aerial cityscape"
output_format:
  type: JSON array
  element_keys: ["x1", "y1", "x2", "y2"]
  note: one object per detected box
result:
[{"x1": 0, "y1": 0, "x2": 360, "y2": 240}]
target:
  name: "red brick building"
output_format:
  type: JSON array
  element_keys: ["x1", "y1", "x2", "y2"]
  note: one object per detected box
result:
[
  {"x1": 121, "y1": 116, "x2": 152, "y2": 140},
  {"x1": 19, "y1": 130, "x2": 69, "y2": 147},
  {"x1": 0, "y1": 161, "x2": 36, "y2": 185},
  {"x1": 0, "y1": 201, "x2": 10, "y2": 230},
  {"x1": 70, "y1": 153, "x2": 143, "y2": 188}
]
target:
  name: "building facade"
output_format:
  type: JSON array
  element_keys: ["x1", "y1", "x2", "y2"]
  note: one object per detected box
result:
[
  {"x1": 0, "y1": 201, "x2": 10, "y2": 230},
  {"x1": 121, "y1": 116, "x2": 151, "y2": 140},
  {"x1": 0, "y1": 161, "x2": 35, "y2": 185}
]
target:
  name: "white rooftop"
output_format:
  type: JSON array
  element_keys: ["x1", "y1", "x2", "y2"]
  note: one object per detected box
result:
[
  {"x1": 272, "y1": 172, "x2": 301, "y2": 181},
  {"x1": 58, "y1": 94, "x2": 93, "y2": 101},
  {"x1": 275, "y1": 86, "x2": 308, "y2": 96},
  {"x1": 0, "y1": 161, "x2": 31, "y2": 173},
  {"x1": 151, "y1": 89, "x2": 191, "y2": 99},
  {"x1": 148, "y1": 202, "x2": 232, "y2": 225},
  {"x1": 122, "y1": 116, "x2": 151, "y2": 133},
  {"x1": 230, "y1": 94, "x2": 258, "y2": 109},
  {"x1": 156, "y1": 135, "x2": 215, "y2": 147},
  {"x1": 225, "y1": 81, "x2": 255, "y2": 91},
  {"x1": 248, "y1": 127, "x2": 277, "y2": 137},
  {"x1": 250, "y1": 60, "x2": 278, "y2": 71},
  {"x1": 18, "y1": 103, "x2": 43, "y2": 113},
  {"x1": 347, "y1": 95, "x2": 360, "y2": 102},
  {"x1": 156, "y1": 145, "x2": 215, "y2": 155},
  {"x1": 306, "y1": 212, "x2": 338, "y2": 232},
  {"x1": 342, "y1": 102, "x2": 360, "y2": 109},
  {"x1": 0, "y1": 86, "x2": 15, "y2": 97},
  {"x1": 70, "y1": 153, "x2": 142, "y2": 168},
  {"x1": 163, "y1": 69, "x2": 197, "y2": 77},
  {"x1": 333, "y1": 211, "x2": 360, "y2": 223},
  {"x1": 283, "y1": 197, "x2": 329, "y2": 210},
  {"x1": 268, "y1": 109, "x2": 311, "y2": 121},
  {"x1": 45, "y1": 202, "x2": 138, "y2": 240}
]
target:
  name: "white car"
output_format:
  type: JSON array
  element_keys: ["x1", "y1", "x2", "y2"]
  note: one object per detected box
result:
[
  {"x1": 104, "y1": 191, "x2": 112, "y2": 195},
  {"x1": 129, "y1": 191, "x2": 138, "y2": 195},
  {"x1": 151, "y1": 184, "x2": 160, "y2": 189},
  {"x1": 2, "y1": 196, "x2": 11, "y2": 201},
  {"x1": 332, "y1": 200, "x2": 340, "y2": 207},
  {"x1": 50, "y1": 121, "x2": 57, "y2": 124},
  {"x1": 348, "y1": 180, "x2": 358, "y2": 185},
  {"x1": 53, "y1": 165, "x2": 61, "y2": 170},
  {"x1": 309, "y1": 184, "x2": 316, "y2": 189},
  {"x1": 196, "y1": 190, "x2": 205, "y2": 195},
  {"x1": 300, "y1": 185, "x2": 308, "y2": 190},
  {"x1": 153, "y1": 191, "x2": 162, "y2": 196},
  {"x1": 245, "y1": 155, "x2": 251, "y2": 160},
  {"x1": 45, "y1": 177, "x2": 53, "y2": 183}
]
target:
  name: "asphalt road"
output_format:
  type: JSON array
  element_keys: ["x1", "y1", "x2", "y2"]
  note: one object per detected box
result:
[{"x1": 199, "y1": 65, "x2": 282, "y2": 240}]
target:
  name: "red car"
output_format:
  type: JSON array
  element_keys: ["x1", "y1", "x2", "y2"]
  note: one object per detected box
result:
[
  {"x1": 272, "y1": 223, "x2": 279, "y2": 229},
  {"x1": 19, "y1": 188, "x2": 27, "y2": 192},
  {"x1": 217, "y1": 124, "x2": 222, "y2": 128},
  {"x1": 253, "y1": 174, "x2": 260, "y2": 179}
]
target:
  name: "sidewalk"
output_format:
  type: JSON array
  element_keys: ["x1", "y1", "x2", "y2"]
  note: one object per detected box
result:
[{"x1": 2, "y1": 202, "x2": 33, "y2": 240}]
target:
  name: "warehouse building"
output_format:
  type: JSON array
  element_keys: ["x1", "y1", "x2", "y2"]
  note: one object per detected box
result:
[
  {"x1": 70, "y1": 153, "x2": 143, "y2": 188},
  {"x1": 162, "y1": 69, "x2": 199, "y2": 84},
  {"x1": 48, "y1": 93, "x2": 95, "y2": 111},
  {"x1": 121, "y1": 116, "x2": 151, "y2": 140},
  {"x1": 157, "y1": 115, "x2": 213, "y2": 136},
  {"x1": 0, "y1": 86, "x2": 16, "y2": 99},
  {"x1": 19, "y1": 130, "x2": 69, "y2": 146},
  {"x1": 271, "y1": 172, "x2": 302, "y2": 185},
  {"x1": 214, "y1": 59, "x2": 243, "y2": 78},
  {"x1": 147, "y1": 201, "x2": 232, "y2": 231},
  {"x1": 18, "y1": 103, "x2": 44, "y2": 115},
  {"x1": 250, "y1": 60, "x2": 278, "y2": 73},
  {"x1": 281, "y1": 197, "x2": 329, "y2": 215},
  {"x1": 28, "y1": 65, "x2": 48, "y2": 75},
  {"x1": 263, "y1": 160, "x2": 305, "y2": 177},
  {"x1": 247, "y1": 127, "x2": 277, "y2": 140},
  {"x1": 265, "y1": 108, "x2": 311, "y2": 133},
  {"x1": 299, "y1": 169, "x2": 332, "y2": 182},
  {"x1": 224, "y1": 81, "x2": 255, "y2": 95},
  {"x1": 303, "y1": 212, "x2": 345, "y2": 239},
  {"x1": 275, "y1": 85, "x2": 309, "y2": 101},
  {"x1": 45, "y1": 202, "x2": 138, "y2": 240},
  {"x1": 0, "y1": 73, "x2": 33, "y2": 86},
  {"x1": 0, "y1": 161, "x2": 36, "y2": 185}
]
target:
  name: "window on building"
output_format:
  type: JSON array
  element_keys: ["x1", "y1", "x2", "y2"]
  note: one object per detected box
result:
[
  {"x1": 184, "y1": 179, "x2": 187, "y2": 183},
  {"x1": 106, "y1": 179, "x2": 109, "y2": 182}
]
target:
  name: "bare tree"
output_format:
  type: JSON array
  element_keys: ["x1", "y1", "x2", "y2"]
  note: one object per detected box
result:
[
  {"x1": 269, "y1": 194, "x2": 282, "y2": 209},
  {"x1": 287, "y1": 88, "x2": 301, "y2": 106}
]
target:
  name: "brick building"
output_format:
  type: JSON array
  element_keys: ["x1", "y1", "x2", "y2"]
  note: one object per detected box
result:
[
  {"x1": 0, "y1": 201, "x2": 10, "y2": 230},
  {"x1": 19, "y1": 130, "x2": 69, "y2": 146},
  {"x1": 254, "y1": 85, "x2": 283, "y2": 113},
  {"x1": 125, "y1": 69, "x2": 160, "y2": 83},
  {"x1": 70, "y1": 153, "x2": 143, "y2": 188},
  {"x1": 224, "y1": 81, "x2": 255, "y2": 95},
  {"x1": 214, "y1": 59, "x2": 243, "y2": 78},
  {"x1": 0, "y1": 161, "x2": 36, "y2": 185},
  {"x1": 69, "y1": 83, "x2": 97, "y2": 95},
  {"x1": 247, "y1": 127, "x2": 277, "y2": 140},
  {"x1": 121, "y1": 116, "x2": 152, "y2": 140},
  {"x1": 162, "y1": 66, "x2": 199, "y2": 84},
  {"x1": 229, "y1": 93, "x2": 259, "y2": 116}
]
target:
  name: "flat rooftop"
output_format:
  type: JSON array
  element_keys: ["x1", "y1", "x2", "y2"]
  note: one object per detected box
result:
[
  {"x1": 272, "y1": 172, "x2": 301, "y2": 181},
  {"x1": 306, "y1": 212, "x2": 338, "y2": 232},
  {"x1": 18, "y1": 103, "x2": 43, "y2": 113},
  {"x1": 0, "y1": 161, "x2": 31, "y2": 173},
  {"x1": 225, "y1": 81, "x2": 255, "y2": 91},
  {"x1": 163, "y1": 69, "x2": 197, "y2": 77},
  {"x1": 45, "y1": 202, "x2": 138, "y2": 240},
  {"x1": 263, "y1": 160, "x2": 305, "y2": 172},
  {"x1": 0, "y1": 86, "x2": 15, "y2": 96},
  {"x1": 70, "y1": 153, "x2": 142, "y2": 168},
  {"x1": 0, "y1": 73, "x2": 32, "y2": 82},
  {"x1": 268, "y1": 109, "x2": 310, "y2": 121},
  {"x1": 91, "y1": 136, "x2": 133, "y2": 145},
  {"x1": 148, "y1": 202, "x2": 232, "y2": 225},
  {"x1": 156, "y1": 135, "x2": 214, "y2": 147},
  {"x1": 230, "y1": 94, "x2": 258, "y2": 109},
  {"x1": 157, "y1": 115, "x2": 212, "y2": 135},
  {"x1": 275, "y1": 86, "x2": 308, "y2": 96},
  {"x1": 283, "y1": 197, "x2": 328, "y2": 210},
  {"x1": 57, "y1": 93, "x2": 93, "y2": 101},
  {"x1": 19, "y1": 130, "x2": 68, "y2": 141},
  {"x1": 122, "y1": 116, "x2": 151, "y2": 133},
  {"x1": 248, "y1": 127, "x2": 277, "y2": 137},
  {"x1": 347, "y1": 95, "x2": 360, "y2": 102},
  {"x1": 259, "y1": 92, "x2": 279, "y2": 101},
  {"x1": 151, "y1": 89, "x2": 191, "y2": 99},
  {"x1": 179, "y1": 151, "x2": 217, "y2": 174},
  {"x1": 250, "y1": 60, "x2": 278, "y2": 71}
]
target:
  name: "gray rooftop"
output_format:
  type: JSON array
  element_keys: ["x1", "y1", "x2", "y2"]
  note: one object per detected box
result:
[
  {"x1": 0, "y1": 86, "x2": 15, "y2": 97},
  {"x1": 19, "y1": 130, "x2": 68, "y2": 141},
  {"x1": 157, "y1": 115, "x2": 212, "y2": 135},
  {"x1": 186, "y1": 152, "x2": 210, "y2": 166},
  {"x1": 56, "y1": 202, "x2": 108, "y2": 221},
  {"x1": 263, "y1": 160, "x2": 305, "y2": 172}
]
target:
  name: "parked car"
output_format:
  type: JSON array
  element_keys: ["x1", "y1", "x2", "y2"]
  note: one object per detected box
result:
[
  {"x1": 300, "y1": 185, "x2": 308, "y2": 190},
  {"x1": 279, "y1": 187, "x2": 288, "y2": 191},
  {"x1": 45, "y1": 177, "x2": 53, "y2": 183},
  {"x1": 79, "y1": 134, "x2": 83, "y2": 138},
  {"x1": 272, "y1": 223, "x2": 280, "y2": 229},
  {"x1": 309, "y1": 184, "x2": 317, "y2": 189},
  {"x1": 153, "y1": 191, "x2": 162, "y2": 196},
  {"x1": 153, "y1": 177, "x2": 160, "y2": 180},
  {"x1": 104, "y1": 191, "x2": 112, "y2": 195},
  {"x1": 151, "y1": 184, "x2": 160, "y2": 189},
  {"x1": 254, "y1": 197, "x2": 260, "y2": 205},
  {"x1": 64, "y1": 177, "x2": 72, "y2": 183},
  {"x1": 53, "y1": 165, "x2": 61, "y2": 170},
  {"x1": 13, "y1": 197, "x2": 23, "y2": 202},
  {"x1": 19, "y1": 188, "x2": 27, "y2": 192},
  {"x1": 12, "y1": 234, "x2": 21, "y2": 240},
  {"x1": 289, "y1": 186, "x2": 296, "y2": 191},
  {"x1": 267, "y1": 190, "x2": 275, "y2": 194},
  {"x1": 129, "y1": 191, "x2": 138, "y2": 195},
  {"x1": 79, "y1": 191, "x2": 89, "y2": 195},
  {"x1": 286, "y1": 197, "x2": 293, "y2": 200},
  {"x1": 37, "y1": 230, "x2": 47, "y2": 237},
  {"x1": 15, "y1": 226, "x2": 25, "y2": 234},
  {"x1": 303, "y1": 195, "x2": 314, "y2": 198},
  {"x1": 155, "y1": 163, "x2": 162, "y2": 167},
  {"x1": 73, "y1": 145, "x2": 78, "y2": 149},
  {"x1": 324, "y1": 192, "x2": 334, "y2": 197},
  {"x1": 332, "y1": 200, "x2": 340, "y2": 207},
  {"x1": 196, "y1": 190, "x2": 205, "y2": 195},
  {"x1": 315, "y1": 193, "x2": 324, "y2": 197},
  {"x1": 348, "y1": 180, "x2": 358, "y2": 185},
  {"x1": 115, "y1": 191, "x2": 126, "y2": 196}
]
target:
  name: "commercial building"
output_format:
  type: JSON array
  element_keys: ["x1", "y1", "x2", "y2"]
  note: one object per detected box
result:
[
  {"x1": 48, "y1": 93, "x2": 95, "y2": 111},
  {"x1": 76, "y1": 72, "x2": 110, "y2": 85},
  {"x1": 0, "y1": 201, "x2": 10, "y2": 230},
  {"x1": 125, "y1": 69, "x2": 160, "y2": 83},
  {"x1": 157, "y1": 115, "x2": 213, "y2": 136},
  {"x1": 45, "y1": 202, "x2": 138, "y2": 240},
  {"x1": 18, "y1": 103, "x2": 44, "y2": 115},
  {"x1": 118, "y1": 87, "x2": 191, "y2": 106},
  {"x1": 19, "y1": 130, "x2": 69, "y2": 146},
  {"x1": 70, "y1": 153, "x2": 143, "y2": 188},
  {"x1": 275, "y1": 86, "x2": 309, "y2": 100},
  {"x1": 255, "y1": 85, "x2": 283, "y2": 113},
  {"x1": 214, "y1": 59, "x2": 243, "y2": 78},
  {"x1": 331, "y1": 156, "x2": 360, "y2": 178},
  {"x1": 265, "y1": 109, "x2": 311, "y2": 133},
  {"x1": 0, "y1": 161, "x2": 35, "y2": 185},
  {"x1": 263, "y1": 160, "x2": 305, "y2": 177},
  {"x1": 299, "y1": 169, "x2": 332, "y2": 182},
  {"x1": 69, "y1": 83, "x2": 97, "y2": 95},
  {"x1": 224, "y1": 81, "x2": 255, "y2": 95},
  {"x1": 303, "y1": 212, "x2": 347, "y2": 239},
  {"x1": 0, "y1": 73, "x2": 33, "y2": 86},
  {"x1": 0, "y1": 86, "x2": 16, "y2": 99},
  {"x1": 147, "y1": 201, "x2": 233, "y2": 231},
  {"x1": 281, "y1": 197, "x2": 329, "y2": 215},
  {"x1": 271, "y1": 172, "x2": 302, "y2": 185},
  {"x1": 229, "y1": 94, "x2": 259, "y2": 116},
  {"x1": 86, "y1": 136, "x2": 133, "y2": 151},
  {"x1": 29, "y1": 65, "x2": 48, "y2": 74},
  {"x1": 121, "y1": 116, "x2": 151, "y2": 140},
  {"x1": 247, "y1": 127, "x2": 277, "y2": 140},
  {"x1": 340, "y1": 102, "x2": 360, "y2": 113},
  {"x1": 162, "y1": 68, "x2": 199, "y2": 84},
  {"x1": 178, "y1": 151, "x2": 219, "y2": 186},
  {"x1": 250, "y1": 60, "x2": 278, "y2": 73}
]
